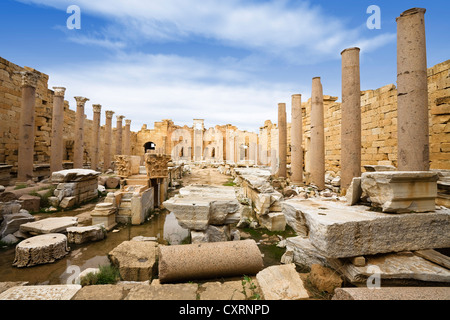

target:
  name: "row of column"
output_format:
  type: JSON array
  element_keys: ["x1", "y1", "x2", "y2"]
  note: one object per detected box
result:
[
  {"x1": 277, "y1": 8, "x2": 429, "y2": 191},
  {"x1": 17, "y1": 77, "x2": 133, "y2": 182}
]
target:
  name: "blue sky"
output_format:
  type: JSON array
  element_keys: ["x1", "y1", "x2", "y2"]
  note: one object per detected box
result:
[{"x1": 1, "y1": 0, "x2": 449, "y2": 133}]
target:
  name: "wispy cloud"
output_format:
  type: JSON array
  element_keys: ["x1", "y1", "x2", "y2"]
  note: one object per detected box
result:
[{"x1": 18, "y1": 0, "x2": 395, "y2": 63}]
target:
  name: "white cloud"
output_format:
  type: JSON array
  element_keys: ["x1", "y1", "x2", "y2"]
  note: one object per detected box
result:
[
  {"x1": 18, "y1": 0, "x2": 395, "y2": 62},
  {"x1": 45, "y1": 53, "x2": 300, "y2": 133}
]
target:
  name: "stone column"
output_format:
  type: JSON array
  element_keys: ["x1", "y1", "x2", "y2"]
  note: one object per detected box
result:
[
  {"x1": 278, "y1": 103, "x2": 287, "y2": 178},
  {"x1": 341, "y1": 47, "x2": 361, "y2": 190},
  {"x1": 17, "y1": 71, "x2": 39, "y2": 182},
  {"x1": 310, "y1": 77, "x2": 325, "y2": 190},
  {"x1": 50, "y1": 87, "x2": 66, "y2": 173},
  {"x1": 115, "y1": 115, "x2": 125, "y2": 156},
  {"x1": 91, "y1": 104, "x2": 102, "y2": 171},
  {"x1": 123, "y1": 119, "x2": 132, "y2": 155},
  {"x1": 290, "y1": 94, "x2": 303, "y2": 185},
  {"x1": 193, "y1": 119, "x2": 204, "y2": 162},
  {"x1": 73, "y1": 96, "x2": 89, "y2": 168},
  {"x1": 104, "y1": 110, "x2": 115, "y2": 171},
  {"x1": 396, "y1": 8, "x2": 429, "y2": 171}
]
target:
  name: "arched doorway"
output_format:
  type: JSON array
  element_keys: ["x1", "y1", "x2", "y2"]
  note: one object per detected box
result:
[{"x1": 144, "y1": 141, "x2": 156, "y2": 153}]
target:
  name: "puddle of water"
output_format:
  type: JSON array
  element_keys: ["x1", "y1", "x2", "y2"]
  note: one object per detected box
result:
[{"x1": 0, "y1": 209, "x2": 189, "y2": 285}]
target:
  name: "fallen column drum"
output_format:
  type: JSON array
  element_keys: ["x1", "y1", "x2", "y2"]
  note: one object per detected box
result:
[{"x1": 158, "y1": 239, "x2": 264, "y2": 283}]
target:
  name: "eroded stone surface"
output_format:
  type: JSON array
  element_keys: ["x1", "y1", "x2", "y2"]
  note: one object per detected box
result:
[
  {"x1": 0, "y1": 284, "x2": 81, "y2": 300},
  {"x1": 19, "y1": 217, "x2": 78, "y2": 234}
]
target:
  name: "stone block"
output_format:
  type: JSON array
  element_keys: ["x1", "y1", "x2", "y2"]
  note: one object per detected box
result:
[
  {"x1": 285, "y1": 236, "x2": 331, "y2": 270},
  {"x1": 0, "y1": 284, "x2": 81, "y2": 300},
  {"x1": 66, "y1": 224, "x2": 106, "y2": 244},
  {"x1": 333, "y1": 287, "x2": 450, "y2": 300},
  {"x1": 308, "y1": 264, "x2": 343, "y2": 293},
  {"x1": 19, "y1": 217, "x2": 78, "y2": 235},
  {"x1": 59, "y1": 196, "x2": 76, "y2": 209},
  {"x1": 282, "y1": 199, "x2": 450, "y2": 258},
  {"x1": 346, "y1": 177, "x2": 362, "y2": 205},
  {"x1": 18, "y1": 194, "x2": 40, "y2": 213},
  {"x1": 361, "y1": 171, "x2": 438, "y2": 213},
  {"x1": 125, "y1": 282, "x2": 198, "y2": 300},
  {"x1": 259, "y1": 212, "x2": 286, "y2": 231},
  {"x1": 108, "y1": 240, "x2": 158, "y2": 282},
  {"x1": 256, "y1": 264, "x2": 309, "y2": 300},
  {"x1": 0, "y1": 210, "x2": 35, "y2": 238}
]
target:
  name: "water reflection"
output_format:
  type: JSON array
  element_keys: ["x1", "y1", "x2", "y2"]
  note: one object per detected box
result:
[{"x1": 0, "y1": 209, "x2": 189, "y2": 285}]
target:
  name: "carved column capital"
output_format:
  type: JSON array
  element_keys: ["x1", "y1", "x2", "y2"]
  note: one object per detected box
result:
[
  {"x1": 116, "y1": 115, "x2": 125, "y2": 122},
  {"x1": 92, "y1": 104, "x2": 102, "y2": 113},
  {"x1": 20, "y1": 71, "x2": 40, "y2": 88},
  {"x1": 52, "y1": 87, "x2": 66, "y2": 97},
  {"x1": 105, "y1": 110, "x2": 115, "y2": 119},
  {"x1": 125, "y1": 119, "x2": 132, "y2": 126},
  {"x1": 74, "y1": 96, "x2": 89, "y2": 107}
]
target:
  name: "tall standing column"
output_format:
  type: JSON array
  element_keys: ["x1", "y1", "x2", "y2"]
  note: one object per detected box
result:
[
  {"x1": 310, "y1": 77, "x2": 325, "y2": 190},
  {"x1": 396, "y1": 8, "x2": 429, "y2": 171},
  {"x1": 17, "y1": 71, "x2": 39, "y2": 182},
  {"x1": 91, "y1": 104, "x2": 102, "y2": 170},
  {"x1": 115, "y1": 115, "x2": 125, "y2": 156},
  {"x1": 278, "y1": 103, "x2": 287, "y2": 178},
  {"x1": 341, "y1": 47, "x2": 361, "y2": 190},
  {"x1": 123, "y1": 119, "x2": 132, "y2": 155},
  {"x1": 104, "y1": 110, "x2": 115, "y2": 171},
  {"x1": 290, "y1": 94, "x2": 303, "y2": 185},
  {"x1": 73, "y1": 96, "x2": 89, "y2": 168},
  {"x1": 50, "y1": 87, "x2": 66, "y2": 173},
  {"x1": 193, "y1": 119, "x2": 204, "y2": 162}
]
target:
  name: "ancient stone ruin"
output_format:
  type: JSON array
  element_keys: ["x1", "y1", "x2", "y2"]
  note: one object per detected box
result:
[{"x1": 0, "y1": 6, "x2": 448, "y2": 301}]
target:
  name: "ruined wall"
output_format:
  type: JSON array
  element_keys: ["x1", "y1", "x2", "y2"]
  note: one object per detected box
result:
[
  {"x1": 0, "y1": 56, "x2": 106, "y2": 173},
  {"x1": 278, "y1": 59, "x2": 450, "y2": 175}
]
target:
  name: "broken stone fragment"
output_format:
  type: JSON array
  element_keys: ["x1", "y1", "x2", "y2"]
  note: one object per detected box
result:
[{"x1": 361, "y1": 171, "x2": 438, "y2": 213}]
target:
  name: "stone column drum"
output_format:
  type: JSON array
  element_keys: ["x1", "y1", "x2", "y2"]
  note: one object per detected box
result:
[
  {"x1": 310, "y1": 77, "x2": 325, "y2": 190},
  {"x1": 158, "y1": 239, "x2": 264, "y2": 283},
  {"x1": 115, "y1": 115, "x2": 125, "y2": 156},
  {"x1": 123, "y1": 119, "x2": 131, "y2": 155},
  {"x1": 17, "y1": 71, "x2": 40, "y2": 182},
  {"x1": 91, "y1": 104, "x2": 102, "y2": 171},
  {"x1": 290, "y1": 94, "x2": 303, "y2": 185},
  {"x1": 341, "y1": 47, "x2": 361, "y2": 190},
  {"x1": 50, "y1": 87, "x2": 66, "y2": 173},
  {"x1": 396, "y1": 8, "x2": 429, "y2": 171},
  {"x1": 278, "y1": 103, "x2": 287, "y2": 178},
  {"x1": 103, "y1": 110, "x2": 115, "y2": 172},
  {"x1": 73, "y1": 96, "x2": 89, "y2": 168}
]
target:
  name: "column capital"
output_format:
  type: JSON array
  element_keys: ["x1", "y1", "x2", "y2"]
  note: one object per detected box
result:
[
  {"x1": 92, "y1": 104, "x2": 102, "y2": 113},
  {"x1": 19, "y1": 71, "x2": 40, "y2": 88},
  {"x1": 105, "y1": 110, "x2": 115, "y2": 119},
  {"x1": 116, "y1": 115, "x2": 125, "y2": 121},
  {"x1": 125, "y1": 119, "x2": 132, "y2": 126},
  {"x1": 52, "y1": 87, "x2": 66, "y2": 97},
  {"x1": 74, "y1": 96, "x2": 89, "y2": 107}
]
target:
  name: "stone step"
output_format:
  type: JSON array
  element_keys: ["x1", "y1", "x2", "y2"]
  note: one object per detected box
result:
[{"x1": 333, "y1": 287, "x2": 450, "y2": 300}]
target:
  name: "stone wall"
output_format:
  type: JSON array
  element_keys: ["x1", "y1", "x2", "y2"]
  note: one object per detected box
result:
[{"x1": 269, "y1": 59, "x2": 450, "y2": 174}]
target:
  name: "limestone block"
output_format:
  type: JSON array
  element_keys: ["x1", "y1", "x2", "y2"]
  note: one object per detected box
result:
[
  {"x1": 209, "y1": 199, "x2": 241, "y2": 224},
  {"x1": 206, "y1": 224, "x2": 231, "y2": 242},
  {"x1": 256, "y1": 264, "x2": 309, "y2": 300},
  {"x1": 19, "y1": 217, "x2": 78, "y2": 235},
  {"x1": 125, "y1": 282, "x2": 198, "y2": 300},
  {"x1": 158, "y1": 240, "x2": 264, "y2": 283},
  {"x1": 328, "y1": 252, "x2": 450, "y2": 284},
  {"x1": 130, "y1": 187, "x2": 154, "y2": 225},
  {"x1": 259, "y1": 212, "x2": 286, "y2": 231},
  {"x1": 333, "y1": 287, "x2": 450, "y2": 300},
  {"x1": 0, "y1": 210, "x2": 35, "y2": 238},
  {"x1": 51, "y1": 169, "x2": 100, "y2": 183},
  {"x1": 282, "y1": 199, "x2": 450, "y2": 258},
  {"x1": 18, "y1": 194, "x2": 40, "y2": 213},
  {"x1": 191, "y1": 230, "x2": 209, "y2": 243},
  {"x1": 108, "y1": 240, "x2": 158, "y2": 282},
  {"x1": 285, "y1": 236, "x2": 331, "y2": 270},
  {"x1": 281, "y1": 200, "x2": 308, "y2": 236},
  {"x1": 163, "y1": 198, "x2": 211, "y2": 230},
  {"x1": 59, "y1": 196, "x2": 76, "y2": 209},
  {"x1": 66, "y1": 224, "x2": 106, "y2": 244},
  {"x1": 199, "y1": 280, "x2": 248, "y2": 300},
  {"x1": 0, "y1": 284, "x2": 81, "y2": 300},
  {"x1": 90, "y1": 203, "x2": 117, "y2": 231},
  {"x1": 346, "y1": 177, "x2": 362, "y2": 205},
  {"x1": 361, "y1": 171, "x2": 438, "y2": 213},
  {"x1": 13, "y1": 233, "x2": 70, "y2": 267}
]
